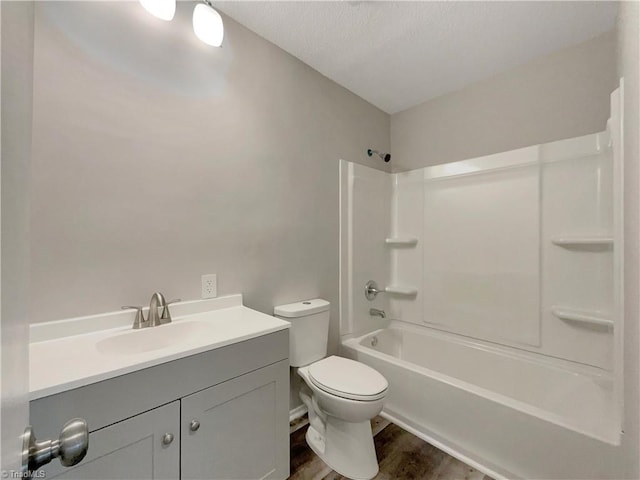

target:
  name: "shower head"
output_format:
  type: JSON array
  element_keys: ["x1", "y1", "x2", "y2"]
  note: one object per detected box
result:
[{"x1": 367, "y1": 149, "x2": 391, "y2": 163}]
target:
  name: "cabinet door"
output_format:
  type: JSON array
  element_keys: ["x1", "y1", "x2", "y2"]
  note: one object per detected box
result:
[
  {"x1": 181, "y1": 360, "x2": 289, "y2": 480},
  {"x1": 40, "y1": 401, "x2": 180, "y2": 480}
]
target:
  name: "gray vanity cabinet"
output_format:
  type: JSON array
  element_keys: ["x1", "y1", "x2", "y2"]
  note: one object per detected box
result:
[
  {"x1": 30, "y1": 331, "x2": 290, "y2": 480},
  {"x1": 181, "y1": 362, "x2": 289, "y2": 480},
  {"x1": 39, "y1": 402, "x2": 180, "y2": 480}
]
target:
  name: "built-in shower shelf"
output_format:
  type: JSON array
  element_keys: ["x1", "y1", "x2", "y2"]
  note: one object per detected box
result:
[
  {"x1": 551, "y1": 236, "x2": 614, "y2": 247},
  {"x1": 385, "y1": 237, "x2": 418, "y2": 247},
  {"x1": 551, "y1": 307, "x2": 613, "y2": 328},
  {"x1": 385, "y1": 285, "x2": 418, "y2": 296}
]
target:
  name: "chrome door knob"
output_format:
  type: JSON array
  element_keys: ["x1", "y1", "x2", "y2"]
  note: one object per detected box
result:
[
  {"x1": 22, "y1": 418, "x2": 89, "y2": 473},
  {"x1": 189, "y1": 420, "x2": 200, "y2": 432},
  {"x1": 57, "y1": 419, "x2": 89, "y2": 467},
  {"x1": 161, "y1": 433, "x2": 174, "y2": 446}
]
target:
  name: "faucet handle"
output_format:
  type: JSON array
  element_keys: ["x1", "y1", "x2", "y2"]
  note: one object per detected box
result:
[
  {"x1": 160, "y1": 299, "x2": 181, "y2": 322},
  {"x1": 121, "y1": 306, "x2": 149, "y2": 329}
]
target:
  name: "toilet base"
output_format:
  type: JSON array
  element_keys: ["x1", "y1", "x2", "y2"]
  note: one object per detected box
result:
[{"x1": 305, "y1": 417, "x2": 379, "y2": 480}]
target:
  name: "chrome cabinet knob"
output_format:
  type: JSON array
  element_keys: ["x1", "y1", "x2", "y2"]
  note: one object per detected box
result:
[
  {"x1": 189, "y1": 420, "x2": 200, "y2": 432},
  {"x1": 161, "y1": 433, "x2": 174, "y2": 446},
  {"x1": 22, "y1": 419, "x2": 89, "y2": 473}
]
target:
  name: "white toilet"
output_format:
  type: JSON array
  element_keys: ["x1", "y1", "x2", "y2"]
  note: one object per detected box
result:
[{"x1": 274, "y1": 299, "x2": 388, "y2": 480}]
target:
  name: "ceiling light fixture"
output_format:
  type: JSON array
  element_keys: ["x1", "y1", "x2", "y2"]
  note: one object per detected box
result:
[
  {"x1": 193, "y1": 1, "x2": 224, "y2": 47},
  {"x1": 139, "y1": 0, "x2": 176, "y2": 21}
]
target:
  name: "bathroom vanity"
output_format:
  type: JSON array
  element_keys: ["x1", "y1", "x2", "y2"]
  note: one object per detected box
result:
[{"x1": 29, "y1": 295, "x2": 290, "y2": 480}]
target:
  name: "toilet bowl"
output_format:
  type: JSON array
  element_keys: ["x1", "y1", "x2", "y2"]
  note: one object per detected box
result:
[
  {"x1": 274, "y1": 299, "x2": 388, "y2": 480},
  {"x1": 297, "y1": 356, "x2": 387, "y2": 479},
  {"x1": 300, "y1": 355, "x2": 387, "y2": 422}
]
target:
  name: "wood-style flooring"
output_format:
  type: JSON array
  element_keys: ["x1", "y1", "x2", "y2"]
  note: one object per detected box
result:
[{"x1": 289, "y1": 417, "x2": 491, "y2": 480}]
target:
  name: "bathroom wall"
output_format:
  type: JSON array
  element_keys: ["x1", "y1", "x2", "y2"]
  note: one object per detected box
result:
[
  {"x1": 28, "y1": 0, "x2": 390, "y2": 379},
  {"x1": 391, "y1": 31, "x2": 617, "y2": 172},
  {"x1": 339, "y1": 160, "x2": 391, "y2": 338},
  {"x1": 389, "y1": 132, "x2": 618, "y2": 372},
  {"x1": 616, "y1": 1, "x2": 640, "y2": 477}
]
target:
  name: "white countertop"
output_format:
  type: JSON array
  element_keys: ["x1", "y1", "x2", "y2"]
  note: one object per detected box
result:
[{"x1": 29, "y1": 295, "x2": 290, "y2": 400}]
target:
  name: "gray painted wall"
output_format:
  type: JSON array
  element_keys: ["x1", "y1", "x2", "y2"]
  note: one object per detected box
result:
[
  {"x1": 390, "y1": 31, "x2": 617, "y2": 172},
  {"x1": 29, "y1": 0, "x2": 390, "y2": 380},
  {"x1": 617, "y1": 2, "x2": 640, "y2": 478}
]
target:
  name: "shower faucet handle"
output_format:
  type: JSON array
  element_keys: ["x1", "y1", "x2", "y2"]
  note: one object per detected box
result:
[{"x1": 365, "y1": 280, "x2": 384, "y2": 301}]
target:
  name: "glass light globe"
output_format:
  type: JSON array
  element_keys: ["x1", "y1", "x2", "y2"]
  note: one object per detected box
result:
[
  {"x1": 193, "y1": 3, "x2": 224, "y2": 47},
  {"x1": 139, "y1": 0, "x2": 176, "y2": 21}
]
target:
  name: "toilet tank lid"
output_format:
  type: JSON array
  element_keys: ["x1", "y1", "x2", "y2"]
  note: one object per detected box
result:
[{"x1": 273, "y1": 299, "x2": 330, "y2": 318}]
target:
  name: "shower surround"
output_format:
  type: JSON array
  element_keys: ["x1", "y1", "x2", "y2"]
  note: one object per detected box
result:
[{"x1": 340, "y1": 87, "x2": 624, "y2": 479}]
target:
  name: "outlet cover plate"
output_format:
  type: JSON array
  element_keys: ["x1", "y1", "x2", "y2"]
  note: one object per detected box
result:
[{"x1": 201, "y1": 274, "x2": 217, "y2": 299}]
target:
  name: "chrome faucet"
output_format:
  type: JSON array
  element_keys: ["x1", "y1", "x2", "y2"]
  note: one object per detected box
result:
[
  {"x1": 122, "y1": 292, "x2": 181, "y2": 329},
  {"x1": 148, "y1": 292, "x2": 166, "y2": 327},
  {"x1": 369, "y1": 308, "x2": 386, "y2": 319},
  {"x1": 121, "y1": 305, "x2": 150, "y2": 330}
]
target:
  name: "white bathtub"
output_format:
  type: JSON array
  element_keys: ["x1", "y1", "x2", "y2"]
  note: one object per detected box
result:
[{"x1": 342, "y1": 322, "x2": 623, "y2": 480}]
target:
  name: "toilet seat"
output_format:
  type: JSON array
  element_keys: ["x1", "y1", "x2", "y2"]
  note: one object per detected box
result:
[{"x1": 308, "y1": 356, "x2": 388, "y2": 401}]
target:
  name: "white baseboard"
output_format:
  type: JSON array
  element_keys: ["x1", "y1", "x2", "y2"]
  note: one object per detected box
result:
[{"x1": 289, "y1": 404, "x2": 308, "y2": 423}]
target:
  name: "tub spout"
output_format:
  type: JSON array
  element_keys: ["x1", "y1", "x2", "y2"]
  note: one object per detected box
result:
[{"x1": 369, "y1": 308, "x2": 386, "y2": 319}]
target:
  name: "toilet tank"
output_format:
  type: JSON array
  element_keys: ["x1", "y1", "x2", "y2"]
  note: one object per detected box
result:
[{"x1": 274, "y1": 299, "x2": 330, "y2": 367}]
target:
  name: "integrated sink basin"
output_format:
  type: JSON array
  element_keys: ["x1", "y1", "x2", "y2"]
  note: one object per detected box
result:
[
  {"x1": 96, "y1": 320, "x2": 215, "y2": 355},
  {"x1": 29, "y1": 294, "x2": 291, "y2": 400}
]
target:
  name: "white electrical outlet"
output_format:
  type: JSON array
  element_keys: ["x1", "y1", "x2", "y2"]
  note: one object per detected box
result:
[{"x1": 201, "y1": 274, "x2": 217, "y2": 299}]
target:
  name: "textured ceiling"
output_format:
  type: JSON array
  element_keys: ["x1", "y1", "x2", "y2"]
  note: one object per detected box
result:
[{"x1": 215, "y1": 1, "x2": 617, "y2": 114}]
